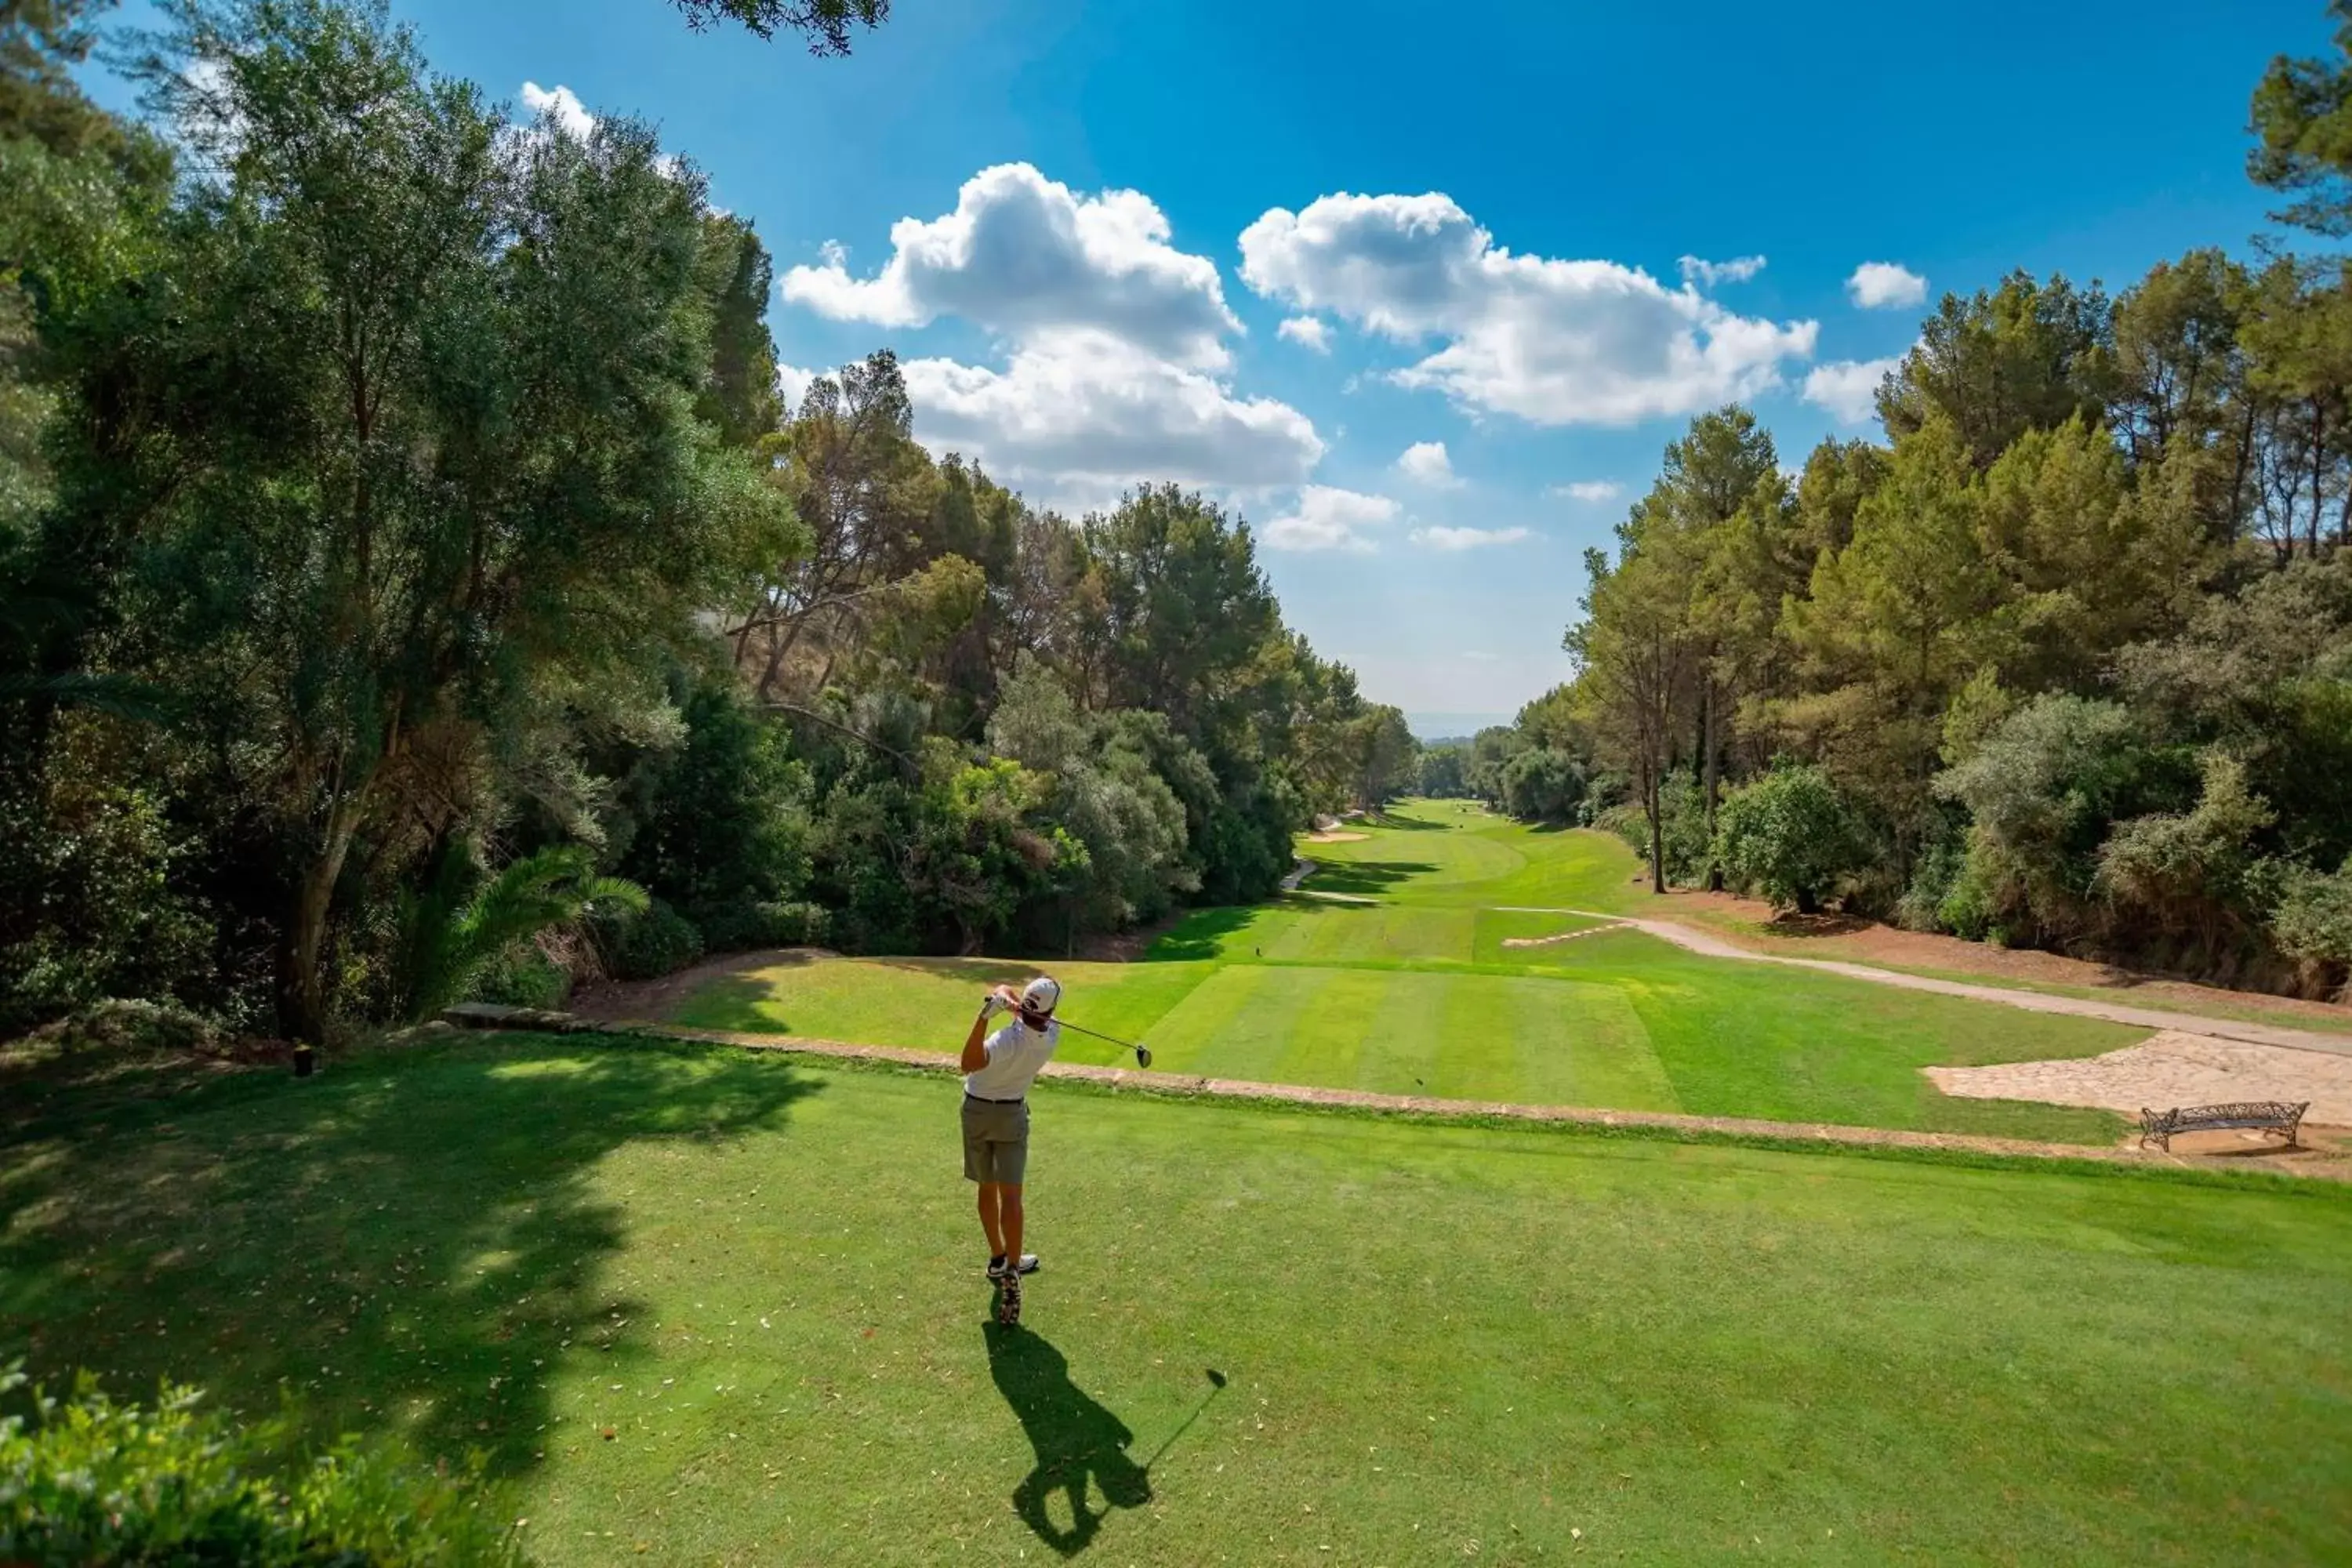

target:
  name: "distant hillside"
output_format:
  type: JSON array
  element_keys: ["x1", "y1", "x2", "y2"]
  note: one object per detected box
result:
[{"x1": 1405, "y1": 712, "x2": 1511, "y2": 742}]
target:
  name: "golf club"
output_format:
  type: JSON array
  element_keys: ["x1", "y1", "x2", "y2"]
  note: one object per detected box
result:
[
  {"x1": 1136, "y1": 1368, "x2": 1229, "y2": 1469},
  {"x1": 1051, "y1": 1017, "x2": 1152, "y2": 1069}
]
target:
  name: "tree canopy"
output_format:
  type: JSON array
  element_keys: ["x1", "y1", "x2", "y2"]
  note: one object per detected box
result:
[{"x1": 0, "y1": 0, "x2": 1395, "y2": 1040}]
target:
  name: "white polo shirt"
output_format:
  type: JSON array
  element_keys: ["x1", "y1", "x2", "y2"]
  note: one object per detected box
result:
[{"x1": 964, "y1": 1018, "x2": 1060, "y2": 1101}]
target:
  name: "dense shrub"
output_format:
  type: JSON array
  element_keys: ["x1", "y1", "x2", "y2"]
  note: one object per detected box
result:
[
  {"x1": 1658, "y1": 774, "x2": 1711, "y2": 884},
  {"x1": 617, "y1": 676, "x2": 812, "y2": 951},
  {"x1": 2273, "y1": 858, "x2": 2352, "y2": 1000},
  {"x1": 23, "y1": 998, "x2": 224, "y2": 1057},
  {"x1": 469, "y1": 944, "x2": 573, "y2": 1009},
  {"x1": 696, "y1": 898, "x2": 832, "y2": 952},
  {"x1": 0, "y1": 777, "x2": 216, "y2": 1033},
  {"x1": 1497, "y1": 748, "x2": 1584, "y2": 822},
  {"x1": 1896, "y1": 821, "x2": 1968, "y2": 932},
  {"x1": 0, "y1": 1369, "x2": 520, "y2": 1566},
  {"x1": 604, "y1": 898, "x2": 706, "y2": 980},
  {"x1": 401, "y1": 847, "x2": 647, "y2": 1020},
  {"x1": 2093, "y1": 750, "x2": 2279, "y2": 972},
  {"x1": 1595, "y1": 802, "x2": 1649, "y2": 858},
  {"x1": 1933, "y1": 695, "x2": 2191, "y2": 948},
  {"x1": 1715, "y1": 764, "x2": 1867, "y2": 914},
  {"x1": 1596, "y1": 782, "x2": 1711, "y2": 885}
]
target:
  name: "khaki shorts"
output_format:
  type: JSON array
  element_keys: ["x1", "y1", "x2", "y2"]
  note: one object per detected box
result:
[{"x1": 961, "y1": 1095, "x2": 1030, "y2": 1185}]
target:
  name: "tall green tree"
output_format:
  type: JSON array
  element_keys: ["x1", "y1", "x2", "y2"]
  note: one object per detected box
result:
[
  {"x1": 2249, "y1": 0, "x2": 2352, "y2": 235},
  {"x1": 64, "y1": 0, "x2": 796, "y2": 1038},
  {"x1": 1570, "y1": 541, "x2": 1697, "y2": 892},
  {"x1": 1878, "y1": 271, "x2": 2115, "y2": 470}
]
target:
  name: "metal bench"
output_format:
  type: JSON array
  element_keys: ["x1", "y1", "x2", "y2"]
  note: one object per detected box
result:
[{"x1": 2136, "y1": 1101, "x2": 2308, "y2": 1152}]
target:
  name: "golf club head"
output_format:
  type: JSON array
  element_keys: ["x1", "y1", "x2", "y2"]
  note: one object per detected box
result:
[{"x1": 1134, "y1": 1044, "x2": 1152, "y2": 1069}]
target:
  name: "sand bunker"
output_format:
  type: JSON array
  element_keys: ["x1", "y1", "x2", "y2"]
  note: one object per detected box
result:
[{"x1": 1927, "y1": 1030, "x2": 2352, "y2": 1127}]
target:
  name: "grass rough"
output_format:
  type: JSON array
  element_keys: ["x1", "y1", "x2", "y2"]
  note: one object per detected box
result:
[{"x1": 3, "y1": 1035, "x2": 2347, "y2": 1565}]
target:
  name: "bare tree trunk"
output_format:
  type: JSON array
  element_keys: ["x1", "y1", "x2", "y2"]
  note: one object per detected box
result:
[
  {"x1": 1701, "y1": 675, "x2": 1722, "y2": 891},
  {"x1": 1644, "y1": 760, "x2": 1665, "y2": 895},
  {"x1": 2313, "y1": 401, "x2": 2326, "y2": 559},
  {"x1": 2228, "y1": 400, "x2": 2256, "y2": 546},
  {"x1": 282, "y1": 787, "x2": 370, "y2": 1044}
]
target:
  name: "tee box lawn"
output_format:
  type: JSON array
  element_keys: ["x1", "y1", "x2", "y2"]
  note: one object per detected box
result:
[
  {"x1": 678, "y1": 803, "x2": 2140, "y2": 1145},
  {"x1": 2, "y1": 1035, "x2": 2347, "y2": 1564}
]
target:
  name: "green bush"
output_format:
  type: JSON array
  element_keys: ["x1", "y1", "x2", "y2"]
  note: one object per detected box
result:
[
  {"x1": 605, "y1": 898, "x2": 705, "y2": 980},
  {"x1": 2274, "y1": 857, "x2": 2352, "y2": 998},
  {"x1": 468, "y1": 944, "x2": 573, "y2": 1009},
  {"x1": 1896, "y1": 829, "x2": 1968, "y2": 933},
  {"x1": 1932, "y1": 695, "x2": 2190, "y2": 946},
  {"x1": 1498, "y1": 748, "x2": 1584, "y2": 822},
  {"x1": 1594, "y1": 802, "x2": 1650, "y2": 858},
  {"x1": 1937, "y1": 838, "x2": 2005, "y2": 943},
  {"x1": 697, "y1": 898, "x2": 832, "y2": 953},
  {"x1": 397, "y1": 844, "x2": 647, "y2": 1021},
  {"x1": 1714, "y1": 764, "x2": 1867, "y2": 914},
  {"x1": 0, "y1": 1367, "x2": 521, "y2": 1566},
  {"x1": 0, "y1": 780, "x2": 218, "y2": 1033},
  {"x1": 24, "y1": 998, "x2": 223, "y2": 1057},
  {"x1": 1657, "y1": 773, "x2": 1711, "y2": 884},
  {"x1": 617, "y1": 676, "x2": 812, "y2": 936},
  {"x1": 1592, "y1": 780, "x2": 1708, "y2": 884}
]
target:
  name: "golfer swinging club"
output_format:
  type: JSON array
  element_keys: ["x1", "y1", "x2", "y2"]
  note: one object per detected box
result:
[{"x1": 960, "y1": 975, "x2": 1060, "y2": 1324}]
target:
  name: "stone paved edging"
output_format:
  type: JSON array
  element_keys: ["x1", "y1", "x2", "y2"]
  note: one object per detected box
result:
[{"x1": 1501, "y1": 909, "x2": 2352, "y2": 1058}]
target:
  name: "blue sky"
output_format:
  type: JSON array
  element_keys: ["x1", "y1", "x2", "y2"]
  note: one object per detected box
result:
[{"x1": 89, "y1": 0, "x2": 2332, "y2": 730}]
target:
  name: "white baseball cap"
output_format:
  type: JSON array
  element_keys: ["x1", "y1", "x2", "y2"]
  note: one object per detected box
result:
[{"x1": 1021, "y1": 975, "x2": 1061, "y2": 1015}]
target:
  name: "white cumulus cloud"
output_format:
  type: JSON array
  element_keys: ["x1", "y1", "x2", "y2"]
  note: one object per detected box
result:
[
  {"x1": 1237, "y1": 192, "x2": 1817, "y2": 426},
  {"x1": 1847, "y1": 262, "x2": 1926, "y2": 310},
  {"x1": 899, "y1": 332, "x2": 1323, "y2": 495},
  {"x1": 1678, "y1": 254, "x2": 1766, "y2": 288},
  {"x1": 774, "y1": 164, "x2": 1329, "y2": 500},
  {"x1": 517, "y1": 82, "x2": 689, "y2": 183},
  {"x1": 521, "y1": 81, "x2": 596, "y2": 140},
  {"x1": 1413, "y1": 524, "x2": 1530, "y2": 550},
  {"x1": 775, "y1": 362, "x2": 818, "y2": 414},
  {"x1": 1396, "y1": 440, "x2": 1464, "y2": 488},
  {"x1": 1802, "y1": 355, "x2": 1904, "y2": 424},
  {"x1": 781, "y1": 163, "x2": 1241, "y2": 369},
  {"x1": 1262, "y1": 485, "x2": 1399, "y2": 553},
  {"x1": 1277, "y1": 315, "x2": 1332, "y2": 353},
  {"x1": 1548, "y1": 480, "x2": 1624, "y2": 503}
]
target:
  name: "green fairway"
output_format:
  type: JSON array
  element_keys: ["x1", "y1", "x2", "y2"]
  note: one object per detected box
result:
[
  {"x1": 5, "y1": 1036, "x2": 2347, "y2": 1565},
  {"x1": 676, "y1": 803, "x2": 2140, "y2": 1143},
  {"x1": 681, "y1": 953, "x2": 1211, "y2": 1061}
]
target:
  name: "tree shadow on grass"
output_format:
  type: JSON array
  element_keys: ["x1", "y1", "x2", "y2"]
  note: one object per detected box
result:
[
  {"x1": 1757, "y1": 910, "x2": 1874, "y2": 938},
  {"x1": 984, "y1": 1321, "x2": 1150, "y2": 1557},
  {"x1": 1360, "y1": 808, "x2": 1450, "y2": 832},
  {"x1": 1298, "y1": 859, "x2": 1437, "y2": 898},
  {"x1": 1143, "y1": 906, "x2": 1261, "y2": 962},
  {"x1": 862, "y1": 954, "x2": 1037, "y2": 985},
  {"x1": 675, "y1": 971, "x2": 795, "y2": 1032},
  {"x1": 0, "y1": 1033, "x2": 816, "y2": 1480}
]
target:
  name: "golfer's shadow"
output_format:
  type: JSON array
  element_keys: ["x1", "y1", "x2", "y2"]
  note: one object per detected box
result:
[{"x1": 983, "y1": 1322, "x2": 1151, "y2": 1556}]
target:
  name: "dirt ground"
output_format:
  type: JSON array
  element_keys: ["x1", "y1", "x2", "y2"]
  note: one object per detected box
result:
[
  {"x1": 1650, "y1": 887, "x2": 2352, "y2": 1030},
  {"x1": 1929, "y1": 1029, "x2": 2352, "y2": 1170},
  {"x1": 565, "y1": 947, "x2": 826, "y2": 1022},
  {"x1": 1500, "y1": 922, "x2": 1631, "y2": 949}
]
